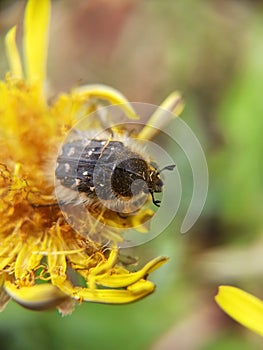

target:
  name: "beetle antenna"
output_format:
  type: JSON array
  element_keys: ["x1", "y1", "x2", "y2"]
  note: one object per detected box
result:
[{"x1": 158, "y1": 164, "x2": 176, "y2": 174}]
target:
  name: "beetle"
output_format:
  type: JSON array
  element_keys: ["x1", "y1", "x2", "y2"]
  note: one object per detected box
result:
[{"x1": 55, "y1": 133, "x2": 175, "y2": 213}]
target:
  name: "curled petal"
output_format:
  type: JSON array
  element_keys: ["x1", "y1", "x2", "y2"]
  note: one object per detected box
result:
[
  {"x1": 93, "y1": 256, "x2": 168, "y2": 288},
  {"x1": 89, "y1": 247, "x2": 118, "y2": 277},
  {"x1": 73, "y1": 84, "x2": 138, "y2": 119},
  {"x1": 4, "y1": 281, "x2": 68, "y2": 311},
  {"x1": 57, "y1": 279, "x2": 155, "y2": 304},
  {"x1": 138, "y1": 91, "x2": 184, "y2": 140},
  {"x1": 215, "y1": 286, "x2": 263, "y2": 336}
]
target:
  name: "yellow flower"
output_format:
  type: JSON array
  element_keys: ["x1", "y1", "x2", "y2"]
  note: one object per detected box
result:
[
  {"x1": 215, "y1": 286, "x2": 263, "y2": 336},
  {"x1": 0, "y1": 0, "x2": 183, "y2": 314}
]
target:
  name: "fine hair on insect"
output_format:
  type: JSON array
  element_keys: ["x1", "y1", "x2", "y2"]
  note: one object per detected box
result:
[{"x1": 55, "y1": 126, "x2": 175, "y2": 216}]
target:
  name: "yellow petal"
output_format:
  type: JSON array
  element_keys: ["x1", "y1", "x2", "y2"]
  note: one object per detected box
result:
[
  {"x1": 138, "y1": 91, "x2": 184, "y2": 140},
  {"x1": 161, "y1": 91, "x2": 185, "y2": 116},
  {"x1": 0, "y1": 227, "x2": 23, "y2": 270},
  {"x1": 215, "y1": 286, "x2": 263, "y2": 336},
  {"x1": 23, "y1": 0, "x2": 51, "y2": 85},
  {"x1": 94, "y1": 256, "x2": 168, "y2": 288},
  {"x1": 73, "y1": 84, "x2": 139, "y2": 120},
  {"x1": 4, "y1": 281, "x2": 68, "y2": 311},
  {"x1": 14, "y1": 235, "x2": 43, "y2": 280},
  {"x1": 57, "y1": 279, "x2": 155, "y2": 304},
  {"x1": 103, "y1": 208, "x2": 154, "y2": 232},
  {"x1": 89, "y1": 247, "x2": 118, "y2": 277},
  {"x1": 47, "y1": 239, "x2": 67, "y2": 285},
  {"x1": 5, "y1": 26, "x2": 23, "y2": 78}
]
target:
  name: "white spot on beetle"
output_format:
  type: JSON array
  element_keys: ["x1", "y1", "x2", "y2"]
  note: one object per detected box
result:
[
  {"x1": 67, "y1": 147, "x2": 75, "y2": 156},
  {"x1": 65, "y1": 163, "x2": 70, "y2": 172}
]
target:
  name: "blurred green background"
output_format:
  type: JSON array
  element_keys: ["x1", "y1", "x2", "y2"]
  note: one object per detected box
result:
[{"x1": 1, "y1": 0, "x2": 263, "y2": 349}]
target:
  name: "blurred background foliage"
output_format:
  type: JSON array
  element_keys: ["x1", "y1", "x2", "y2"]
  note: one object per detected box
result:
[{"x1": 1, "y1": 0, "x2": 263, "y2": 349}]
